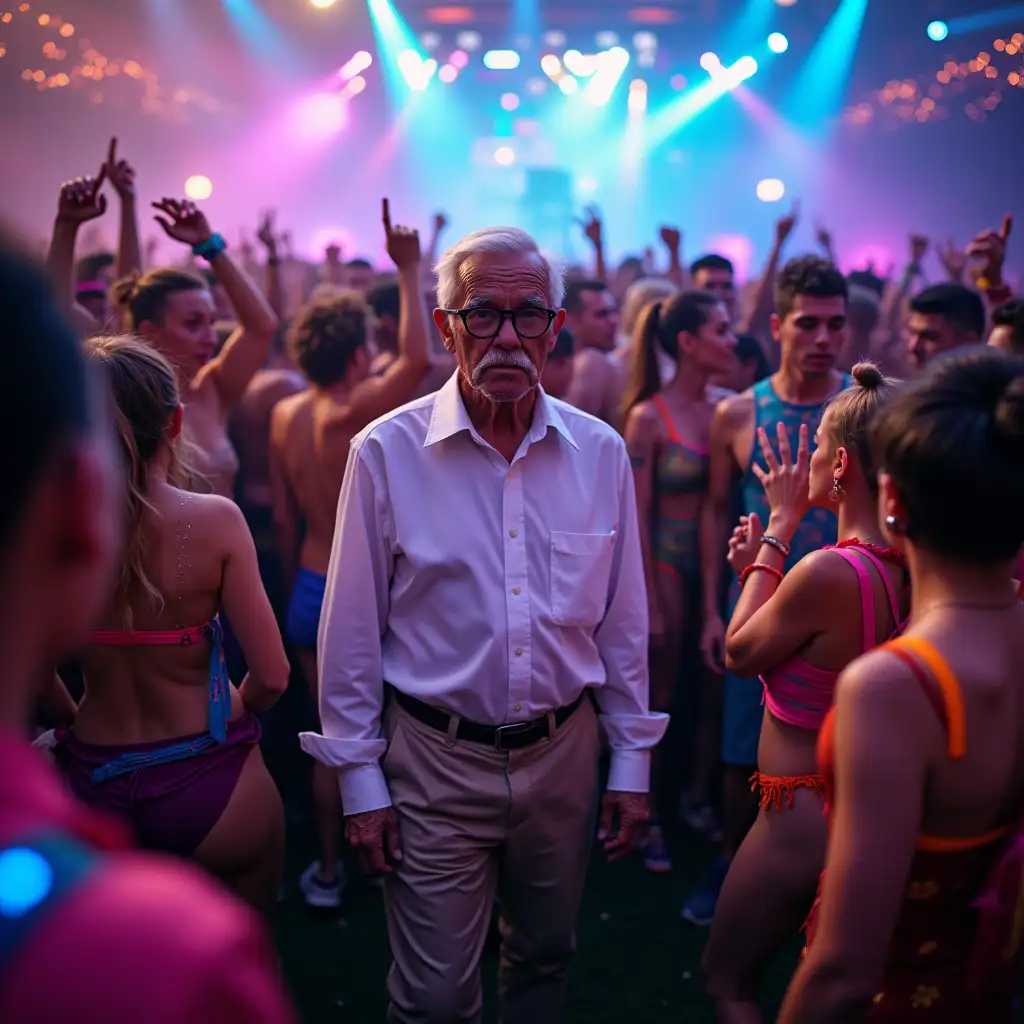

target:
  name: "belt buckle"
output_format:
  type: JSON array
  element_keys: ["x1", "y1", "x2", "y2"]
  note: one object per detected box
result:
[{"x1": 494, "y1": 721, "x2": 532, "y2": 751}]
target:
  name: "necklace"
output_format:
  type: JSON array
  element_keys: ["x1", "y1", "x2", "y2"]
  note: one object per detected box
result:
[{"x1": 832, "y1": 537, "x2": 907, "y2": 567}]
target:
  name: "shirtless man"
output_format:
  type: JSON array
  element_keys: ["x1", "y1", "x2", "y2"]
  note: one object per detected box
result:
[
  {"x1": 270, "y1": 200, "x2": 430, "y2": 908},
  {"x1": 681, "y1": 256, "x2": 853, "y2": 927},
  {"x1": 562, "y1": 279, "x2": 623, "y2": 423}
]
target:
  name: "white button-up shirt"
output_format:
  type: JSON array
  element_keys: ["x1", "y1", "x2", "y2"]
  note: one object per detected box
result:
[{"x1": 299, "y1": 372, "x2": 668, "y2": 816}]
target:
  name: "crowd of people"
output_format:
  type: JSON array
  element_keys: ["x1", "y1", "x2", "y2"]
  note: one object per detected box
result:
[{"x1": 1, "y1": 133, "x2": 1023, "y2": 1023}]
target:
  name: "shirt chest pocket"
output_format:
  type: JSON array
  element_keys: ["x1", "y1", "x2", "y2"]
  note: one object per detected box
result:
[{"x1": 549, "y1": 530, "x2": 616, "y2": 628}]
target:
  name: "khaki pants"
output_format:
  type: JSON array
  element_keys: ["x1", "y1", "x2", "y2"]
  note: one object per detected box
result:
[{"x1": 382, "y1": 693, "x2": 600, "y2": 1023}]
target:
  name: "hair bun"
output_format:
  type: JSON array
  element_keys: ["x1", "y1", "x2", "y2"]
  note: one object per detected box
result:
[
  {"x1": 112, "y1": 271, "x2": 140, "y2": 308},
  {"x1": 851, "y1": 360, "x2": 884, "y2": 390},
  {"x1": 994, "y1": 375, "x2": 1024, "y2": 445}
]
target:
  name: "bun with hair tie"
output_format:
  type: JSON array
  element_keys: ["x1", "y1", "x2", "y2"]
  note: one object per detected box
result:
[
  {"x1": 112, "y1": 271, "x2": 141, "y2": 309},
  {"x1": 851, "y1": 360, "x2": 884, "y2": 390}
]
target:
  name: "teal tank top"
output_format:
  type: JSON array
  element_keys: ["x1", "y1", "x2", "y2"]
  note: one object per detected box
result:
[{"x1": 740, "y1": 374, "x2": 854, "y2": 570}]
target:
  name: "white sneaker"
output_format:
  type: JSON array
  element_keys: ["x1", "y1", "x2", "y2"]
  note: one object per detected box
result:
[{"x1": 299, "y1": 860, "x2": 346, "y2": 909}]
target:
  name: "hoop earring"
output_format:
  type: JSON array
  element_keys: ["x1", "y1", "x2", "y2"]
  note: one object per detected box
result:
[
  {"x1": 830, "y1": 477, "x2": 844, "y2": 502},
  {"x1": 885, "y1": 514, "x2": 904, "y2": 535}
]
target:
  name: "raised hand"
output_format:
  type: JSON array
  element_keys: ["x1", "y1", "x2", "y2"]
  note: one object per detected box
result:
[
  {"x1": 659, "y1": 225, "x2": 681, "y2": 252},
  {"x1": 909, "y1": 233, "x2": 929, "y2": 265},
  {"x1": 966, "y1": 214, "x2": 1012, "y2": 283},
  {"x1": 382, "y1": 197, "x2": 421, "y2": 270},
  {"x1": 752, "y1": 422, "x2": 811, "y2": 529},
  {"x1": 727, "y1": 513, "x2": 764, "y2": 574},
  {"x1": 937, "y1": 238, "x2": 966, "y2": 282},
  {"x1": 775, "y1": 201, "x2": 799, "y2": 245},
  {"x1": 576, "y1": 204, "x2": 603, "y2": 249},
  {"x1": 257, "y1": 209, "x2": 277, "y2": 253},
  {"x1": 56, "y1": 168, "x2": 107, "y2": 225},
  {"x1": 152, "y1": 198, "x2": 213, "y2": 248},
  {"x1": 433, "y1": 211, "x2": 449, "y2": 234},
  {"x1": 815, "y1": 221, "x2": 832, "y2": 252},
  {"x1": 104, "y1": 137, "x2": 136, "y2": 201}
]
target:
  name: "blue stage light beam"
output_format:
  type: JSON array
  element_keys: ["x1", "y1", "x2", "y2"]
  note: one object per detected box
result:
[
  {"x1": 366, "y1": 0, "x2": 432, "y2": 95},
  {"x1": 783, "y1": 0, "x2": 869, "y2": 132},
  {"x1": 220, "y1": 0, "x2": 299, "y2": 66},
  {"x1": 944, "y1": 4, "x2": 1024, "y2": 36}
]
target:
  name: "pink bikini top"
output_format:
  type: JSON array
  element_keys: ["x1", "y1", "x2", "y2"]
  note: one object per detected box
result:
[
  {"x1": 89, "y1": 622, "x2": 214, "y2": 646},
  {"x1": 761, "y1": 545, "x2": 907, "y2": 731}
]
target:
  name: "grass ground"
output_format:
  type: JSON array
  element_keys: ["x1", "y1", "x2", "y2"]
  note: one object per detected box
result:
[{"x1": 272, "y1": 815, "x2": 802, "y2": 1023}]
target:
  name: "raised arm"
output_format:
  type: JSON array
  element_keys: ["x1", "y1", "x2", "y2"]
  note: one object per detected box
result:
[
  {"x1": 779, "y1": 654, "x2": 929, "y2": 1022},
  {"x1": 344, "y1": 199, "x2": 432, "y2": 427},
  {"x1": 152, "y1": 198, "x2": 279, "y2": 408},
  {"x1": 105, "y1": 138, "x2": 142, "y2": 282},
  {"x1": 659, "y1": 226, "x2": 686, "y2": 289},
  {"x1": 739, "y1": 202, "x2": 799, "y2": 339},
  {"x1": 698, "y1": 396, "x2": 744, "y2": 672},
  {"x1": 622, "y1": 404, "x2": 663, "y2": 645},
  {"x1": 46, "y1": 168, "x2": 106, "y2": 333},
  {"x1": 576, "y1": 205, "x2": 608, "y2": 284},
  {"x1": 257, "y1": 210, "x2": 285, "y2": 321}
]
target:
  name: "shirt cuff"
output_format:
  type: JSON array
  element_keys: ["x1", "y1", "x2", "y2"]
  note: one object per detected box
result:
[
  {"x1": 607, "y1": 748, "x2": 651, "y2": 793},
  {"x1": 336, "y1": 764, "x2": 392, "y2": 816}
]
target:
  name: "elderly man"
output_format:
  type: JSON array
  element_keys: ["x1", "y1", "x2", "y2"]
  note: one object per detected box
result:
[{"x1": 300, "y1": 226, "x2": 667, "y2": 1023}]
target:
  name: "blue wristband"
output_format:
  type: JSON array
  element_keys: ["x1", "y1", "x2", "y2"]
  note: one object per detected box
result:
[{"x1": 192, "y1": 232, "x2": 227, "y2": 262}]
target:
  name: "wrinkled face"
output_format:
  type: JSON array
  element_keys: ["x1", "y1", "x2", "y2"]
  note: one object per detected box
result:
[
  {"x1": 541, "y1": 355, "x2": 574, "y2": 399},
  {"x1": 434, "y1": 251, "x2": 565, "y2": 405},
  {"x1": 907, "y1": 312, "x2": 973, "y2": 370},
  {"x1": 773, "y1": 294, "x2": 847, "y2": 378},
  {"x1": 143, "y1": 288, "x2": 217, "y2": 384},
  {"x1": 567, "y1": 287, "x2": 619, "y2": 351},
  {"x1": 808, "y1": 406, "x2": 840, "y2": 508},
  {"x1": 679, "y1": 302, "x2": 737, "y2": 376},
  {"x1": 692, "y1": 267, "x2": 737, "y2": 320},
  {"x1": 343, "y1": 265, "x2": 375, "y2": 294}
]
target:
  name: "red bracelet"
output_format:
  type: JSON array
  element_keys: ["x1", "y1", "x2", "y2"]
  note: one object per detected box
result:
[{"x1": 739, "y1": 563, "x2": 785, "y2": 587}]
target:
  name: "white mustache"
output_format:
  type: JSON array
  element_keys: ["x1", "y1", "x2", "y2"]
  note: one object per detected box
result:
[{"x1": 472, "y1": 349, "x2": 537, "y2": 385}]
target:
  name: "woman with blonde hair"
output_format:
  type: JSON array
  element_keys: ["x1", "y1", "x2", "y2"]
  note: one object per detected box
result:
[
  {"x1": 703, "y1": 363, "x2": 908, "y2": 1021},
  {"x1": 114, "y1": 198, "x2": 279, "y2": 498},
  {"x1": 55, "y1": 336, "x2": 289, "y2": 911}
]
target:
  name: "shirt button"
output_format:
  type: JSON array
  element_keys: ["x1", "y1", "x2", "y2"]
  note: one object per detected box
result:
[
  {"x1": 515, "y1": 646, "x2": 523, "y2": 656},
  {"x1": 509, "y1": 528, "x2": 518, "y2": 538},
  {"x1": 514, "y1": 704, "x2": 522, "y2": 711},
  {"x1": 512, "y1": 586, "x2": 521, "y2": 596}
]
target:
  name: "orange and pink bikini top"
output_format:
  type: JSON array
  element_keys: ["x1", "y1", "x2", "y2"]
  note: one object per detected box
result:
[
  {"x1": 651, "y1": 395, "x2": 709, "y2": 498},
  {"x1": 761, "y1": 544, "x2": 907, "y2": 731}
]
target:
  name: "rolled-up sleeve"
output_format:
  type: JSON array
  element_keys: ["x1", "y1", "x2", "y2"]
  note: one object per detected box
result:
[
  {"x1": 592, "y1": 439, "x2": 669, "y2": 793},
  {"x1": 298, "y1": 438, "x2": 394, "y2": 815}
]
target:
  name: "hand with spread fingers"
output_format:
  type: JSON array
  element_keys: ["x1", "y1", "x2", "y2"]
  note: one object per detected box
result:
[
  {"x1": 152, "y1": 197, "x2": 214, "y2": 248},
  {"x1": 753, "y1": 421, "x2": 811, "y2": 529}
]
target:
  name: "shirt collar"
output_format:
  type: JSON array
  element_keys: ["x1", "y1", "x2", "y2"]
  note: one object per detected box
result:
[{"x1": 424, "y1": 371, "x2": 579, "y2": 451}]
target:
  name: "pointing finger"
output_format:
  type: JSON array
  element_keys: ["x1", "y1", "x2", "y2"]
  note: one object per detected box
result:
[
  {"x1": 1000, "y1": 213, "x2": 1013, "y2": 243},
  {"x1": 107, "y1": 136, "x2": 117, "y2": 169},
  {"x1": 382, "y1": 197, "x2": 392, "y2": 234}
]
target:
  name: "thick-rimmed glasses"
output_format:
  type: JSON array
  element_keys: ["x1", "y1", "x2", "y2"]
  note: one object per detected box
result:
[{"x1": 441, "y1": 306, "x2": 557, "y2": 340}]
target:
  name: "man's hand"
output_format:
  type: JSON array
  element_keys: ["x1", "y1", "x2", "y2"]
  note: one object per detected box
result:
[
  {"x1": 576, "y1": 204, "x2": 603, "y2": 249},
  {"x1": 775, "y1": 201, "x2": 799, "y2": 246},
  {"x1": 909, "y1": 233, "x2": 929, "y2": 266},
  {"x1": 433, "y1": 211, "x2": 449, "y2": 234},
  {"x1": 383, "y1": 198, "x2": 422, "y2": 270},
  {"x1": 56, "y1": 168, "x2": 107, "y2": 225},
  {"x1": 937, "y1": 237, "x2": 966, "y2": 283},
  {"x1": 345, "y1": 807, "x2": 402, "y2": 874},
  {"x1": 598, "y1": 791, "x2": 650, "y2": 861},
  {"x1": 967, "y1": 213, "x2": 1012, "y2": 285},
  {"x1": 105, "y1": 137, "x2": 136, "y2": 201},
  {"x1": 700, "y1": 612, "x2": 726, "y2": 674},
  {"x1": 659, "y1": 225, "x2": 681, "y2": 253},
  {"x1": 152, "y1": 198, "x2": 214, "y2": 248},
  {"x1": 257, "y1": 209, "x2": 278, "y2": 255}
]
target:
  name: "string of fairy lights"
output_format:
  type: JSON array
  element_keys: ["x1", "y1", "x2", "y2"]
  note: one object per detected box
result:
[
  {"x1": 844, "y1": 31, "x2": 1023, "y2": 129},
  {"x1": 0, "y1": 2, "x2": 232, "y2": 120}
]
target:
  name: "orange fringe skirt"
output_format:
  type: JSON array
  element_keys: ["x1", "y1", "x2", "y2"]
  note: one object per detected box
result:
[{"x1": 750, "y1": 770, "x2": 826, "y2": 812}]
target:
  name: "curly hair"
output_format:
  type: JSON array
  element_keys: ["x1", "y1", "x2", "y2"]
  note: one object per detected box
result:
[
  {"x1": 287, "y1": 289, "x2": 372, "y2": 387},
  {"x1": 774, "y1": 256, "x2": 848, "y2": 320}
]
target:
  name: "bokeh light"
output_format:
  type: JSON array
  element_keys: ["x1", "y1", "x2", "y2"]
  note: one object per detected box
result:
[
  {"x1": 577, "y1": 174, "x2": 599, "y2": 195},
  {"x1": 927, "y1": 21, "x2": 949, "y2": 43},
  {"x1": 347, "y1": 75, "x2": 366, "y2": 95},
  {"x1": 755, "y1": 178, "x2": 785, "y2": 202},
  {"x1": 500, "y1": 92, "x2": 520, "y2": 111},
  {"x1": 767, "y1": 32, "x2": 789, "y2": 54},
  {"x1": 309, "y1": 0, "x2": 338, "y2": 8},
  {"x1": 540, "y1": 53, "x2": 561, "y2": 77},
  {"x1": 483, "y1": 50, "x2": 520, "y2": 70},
  {"x1": 438, "y1": 64, "x2": 457, "y2": 83},
  {"x1": 494, "y1": 145, "x2": 516, "y2": 166},
  {"x1": 449, "y1": 49, "x2": 469, "y2": 69},
  {"x1": 670, "y1": 74, "x2": 687, "y2": 91},
  {"x1": 699, "y1": 52, "x2": 722, "y2": 72},
  {"x1": 774, "y1": 0, "x2": 798, "y2": 6},
  {"x1": 558, "y1": 75, "x2": 579, "y2": 95},
  {"x1": 184, "y1": 175, "x2": 213, "y2": 200},
  {"x1": 340, "y1": 50, "x2": 372, "y2": 80},
  {"x1": 456, "y1": 31, "x2": 481, "y2": 51}
]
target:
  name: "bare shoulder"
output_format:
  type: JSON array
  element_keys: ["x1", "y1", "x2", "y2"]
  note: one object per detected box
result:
[
  {"x1": 177, "y1": 490, "x2": 250, "y2": 539},
  {"x1": 706, "y1": 384, "x2": 737, "y2": 406},
  {"x1": 623, "y1": 399, "x2": 661, "y2": 440},
  {"x1": 786, "y1": 547, "x2": 865, "y2": 601},
  {"x1": 833, "y1": 643, "x2": 923, "y2": 719}
]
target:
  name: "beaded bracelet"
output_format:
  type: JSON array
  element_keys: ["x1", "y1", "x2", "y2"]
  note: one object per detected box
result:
[
  {"x1": 739, "y1": 563, "x2": 785, "y2": 588},
  {"x1": 760, "y1": 535, "x2": 791, "y2": 558}
]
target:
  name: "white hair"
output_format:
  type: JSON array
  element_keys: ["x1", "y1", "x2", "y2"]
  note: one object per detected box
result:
[{"x1": 434, "y1": 226, "x2": 565, "y2": 310}]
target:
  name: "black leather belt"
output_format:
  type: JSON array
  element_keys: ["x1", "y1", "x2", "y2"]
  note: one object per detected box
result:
[{"x1": 391, "y1": 688, "x2": 586, "y2": 751}]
